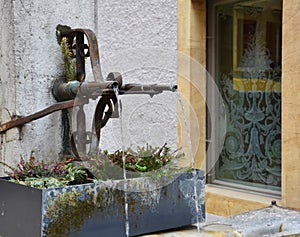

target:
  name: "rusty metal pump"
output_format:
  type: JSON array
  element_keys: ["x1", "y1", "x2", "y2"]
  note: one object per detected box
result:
[{"x1": 0, "y1": 25, "x2": 177, "y2": 159}]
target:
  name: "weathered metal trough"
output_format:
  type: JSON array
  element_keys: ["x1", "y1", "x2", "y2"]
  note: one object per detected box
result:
[{"x1": 0, "y1": 170, "x2": 205, "y2": 236}]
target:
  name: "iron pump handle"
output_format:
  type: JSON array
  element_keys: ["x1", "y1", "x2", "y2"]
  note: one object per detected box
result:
[{"x1": 54, "y1": 25, "x2": 124, "y2": 157}]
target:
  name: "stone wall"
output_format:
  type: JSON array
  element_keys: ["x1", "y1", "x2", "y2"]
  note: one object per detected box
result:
[
  {"x1": 282, "y1": 0, "x2": 300, "y2": 209},
  {"x1": 0, "y1": 0, "x2": 177, "y2": 175}
]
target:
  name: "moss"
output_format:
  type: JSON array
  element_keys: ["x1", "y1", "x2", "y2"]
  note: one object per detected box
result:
[
  {"x1": 43, "y1": 190, "x2": 96, "y2": 237},
  {"x1": 42, "y1": 179, "x2": 166, "y2": 236},
  {"x1": 43, "y1": 184, "x2": 126, "y2": 236}
]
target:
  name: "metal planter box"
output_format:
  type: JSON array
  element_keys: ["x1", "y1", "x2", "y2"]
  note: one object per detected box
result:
[{"x1": 0, "y1": 170, "x2": 205, "y2": 237}]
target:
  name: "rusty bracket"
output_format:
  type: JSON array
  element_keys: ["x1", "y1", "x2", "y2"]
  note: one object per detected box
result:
[{"x1": 0, "y1": 100, "x2": 75, "y2": 133}]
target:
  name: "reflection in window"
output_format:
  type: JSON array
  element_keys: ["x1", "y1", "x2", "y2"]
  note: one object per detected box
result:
[{"x1": 213, "y1": 0, "x2": 282, "y2": 192}]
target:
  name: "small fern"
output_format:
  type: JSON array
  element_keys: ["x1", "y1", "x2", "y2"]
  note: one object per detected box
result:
[
  {"x1": 60, "y1": 37, "x2": 76, "y2": 82},
  {"x1": 85, "y1": 144, "x2": 187, "y2": 180}
]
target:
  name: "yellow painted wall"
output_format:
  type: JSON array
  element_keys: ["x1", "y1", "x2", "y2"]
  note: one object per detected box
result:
[
  {"x1": 177, "y1": 0, "x2": 207, "y2": 170},
  {"x1": 282, "y1": 0, "x2": 300, "y2": 210}
]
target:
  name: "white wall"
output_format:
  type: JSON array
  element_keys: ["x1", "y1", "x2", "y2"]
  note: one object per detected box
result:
[{"x1": 0, "y1": 0, "x2": 177, "y2": 175}]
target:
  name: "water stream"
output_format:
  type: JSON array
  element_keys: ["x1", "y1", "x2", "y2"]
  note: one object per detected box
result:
[
  {"x1": 176, "y1": 92, "x2": 202, "y2": 231},
  {"x1": 103, "y1": 87, "x2": 202, "y2": 236},
  {"x1": 113, "y1": 86, "x2": 130, "y2": 237}
]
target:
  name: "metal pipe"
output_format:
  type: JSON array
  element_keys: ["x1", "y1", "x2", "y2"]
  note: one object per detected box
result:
[
  {"x1": 119, "y1": 83, "x2": 177, "y2": 95},
  {"x1": 79, "y1": 81, "x2": 120, "y2": 95},
  {"x1": 52, "y1": 80, "x2": 122, "y2": 101}
]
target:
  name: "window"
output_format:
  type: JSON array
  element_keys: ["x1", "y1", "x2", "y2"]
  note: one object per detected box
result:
[{"x1": 207, "y1": 0, "x2": 282, "y2": 195}]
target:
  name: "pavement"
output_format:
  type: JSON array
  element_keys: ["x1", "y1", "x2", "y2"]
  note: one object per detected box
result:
[{"x1": 140, "y1": 205, "x2": 300, "y2": 236}]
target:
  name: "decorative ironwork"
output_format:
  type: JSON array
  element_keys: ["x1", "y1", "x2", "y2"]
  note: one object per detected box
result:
[{"x1": 242, "y1": 6, "x2": 263, "y2": 17}]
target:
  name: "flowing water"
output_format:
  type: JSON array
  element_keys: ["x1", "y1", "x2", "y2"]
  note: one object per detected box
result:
[
  {"x1": 113, "y1": 86, "x2": 130, "y2": 237},
  {"x1": 176, "y1": 92, "x2": 202, "y2": 231},
  {"x1": 108, "y1": 87, "x2": 202, "y2": 236}
]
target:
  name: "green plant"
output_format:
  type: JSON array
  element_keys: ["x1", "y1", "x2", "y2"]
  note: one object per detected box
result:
[
  {"x1": 107, "y1": 143, "x2": 176, "y2": 172},
  {"x1": 0, "y1": 144, "x2": 188, "y2": 187},
  {"x1": 0, "y1": 152, "x2": 90, "y2": 189},
  {"x1": 60, "y1": 37, "x2": 76, "y2": 82},
  {"x1": 85, "y1": 143, "x2": 187, "y2": 180}
]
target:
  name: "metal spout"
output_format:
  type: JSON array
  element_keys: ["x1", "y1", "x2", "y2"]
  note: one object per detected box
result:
[
  {"x1": 119, "y1": 83, "x2": 177, "y2": 96},
  {"x1": 52, "y1": 72, "x2": 123, "y2": 102}
]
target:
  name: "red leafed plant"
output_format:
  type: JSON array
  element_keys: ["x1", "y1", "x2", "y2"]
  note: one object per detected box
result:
[{"x1": 0, "y1": 151, "x2": 90, "y2": 189}]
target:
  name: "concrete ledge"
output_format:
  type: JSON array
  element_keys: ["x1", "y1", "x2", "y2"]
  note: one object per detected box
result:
[
  {"x1": 206, "y1": 185, "x2": 281, "y2": 216},
  {"x1": 199, "y1": 205, "x2": 300, "y2": 237},
  {"x1": 142, "y1": 206, "x2": 300, "y2": 236}
]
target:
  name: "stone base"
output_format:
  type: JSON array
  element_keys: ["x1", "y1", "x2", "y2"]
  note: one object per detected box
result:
[{"x1": 199, "y1": 205, "x2": 300, "y2": 237}]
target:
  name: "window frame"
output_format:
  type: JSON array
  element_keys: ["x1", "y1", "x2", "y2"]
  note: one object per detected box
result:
[{"x1": 206, "y1": 0, "x2": 282, "y2": 197}]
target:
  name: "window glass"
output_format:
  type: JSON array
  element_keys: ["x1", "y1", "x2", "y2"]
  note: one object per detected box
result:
[{"x1": 213, "y1": 0, "x2": 282, "y2": 192}]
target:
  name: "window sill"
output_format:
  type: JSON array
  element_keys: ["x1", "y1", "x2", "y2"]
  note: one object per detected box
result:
[{"x1": 205, "y1": 184, "x2": 282, "y2": 217}]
